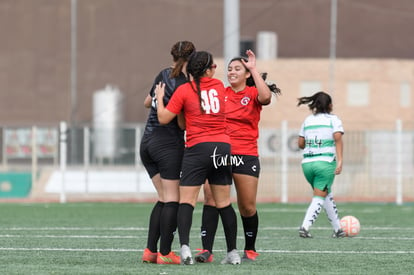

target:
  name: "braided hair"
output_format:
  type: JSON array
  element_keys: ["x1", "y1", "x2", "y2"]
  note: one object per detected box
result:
[
  {"x1": 186, "y1": 51, "x2": 214, "y2": 113},
  {"x1": 297, "y1": 91, "x2": 332, "y2": 114},
  {"x1": 229, "y1": 57, "x2": 281, "y2": 95},
  {"x1": 170, "y1": 41, "x2": 196, "y2": 78}
]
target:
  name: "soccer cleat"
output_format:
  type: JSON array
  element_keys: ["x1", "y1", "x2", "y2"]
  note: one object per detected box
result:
[
  {"x1": 332, "y1": 229, "x2": 346, "y2": 238},
  {"x1": 220, "y1": 249, "x2": 241, "y2": 265},
  {"x1": 242, "y1": 250, "x2": 259, "y2": 262},
  {"x1": 156, "y1": 251, "x2": 180, "y2": 264},
  {"x1": 299, "y1": 227, "x2": 313, "y2": 238},
  {"x1": 195, "y1": 249, "x2": 214, "y2": 263},
  {"x1": 142, "y1": 248, "x2": 157, "y2": 263},
  {"x1": 180, "y1": 245, "x2": 194, "y2": 265}
]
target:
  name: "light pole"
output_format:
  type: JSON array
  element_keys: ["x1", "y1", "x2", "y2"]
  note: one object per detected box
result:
[
  {"x1": 70, "y1": 0, "x2": 77, "y2": 163},
  {"x1": 224, "y1": 0, "x2": 240, "y2": 86},
  {"x1": 329, "y1": 0, "x2": 337, "y2": 96}
]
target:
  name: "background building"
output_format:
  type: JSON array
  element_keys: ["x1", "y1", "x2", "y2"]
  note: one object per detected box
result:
[{"x1": 0, "y1": 0, "x2": 413, "y2": 126}]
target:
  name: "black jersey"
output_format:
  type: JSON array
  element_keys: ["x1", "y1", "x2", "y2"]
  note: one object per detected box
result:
[{"x1": 142, "y1": 67, "x2": 187, "y2": 137}]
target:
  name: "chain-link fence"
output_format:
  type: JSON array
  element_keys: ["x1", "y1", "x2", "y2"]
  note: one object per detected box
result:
[{"x1": 1, "y1": 121, "x2": 413, "y2": 203}]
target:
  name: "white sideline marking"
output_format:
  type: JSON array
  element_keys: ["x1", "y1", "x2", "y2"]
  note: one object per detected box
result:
[
  {"x1": 1, "y1": 234, "x2": 414, "y2": 241},
  {"x1": 0, "y1": 234, "x2": 139, "y2": 239},
  {"x1": 0, "y1": 247, "x2": 413, "y2": 255},
  {"x1": 1, "y1": 226, "x2": 414, "y2": 231},
  {"x1": 0, "y1": 227, "x2": 147, "y2": 231},
  {"x1": 0, "y1": 247, "x2": 140, "y2": 252},
  {"x1": 261, "y1": 226, "x2": 414, "y2": 231},
  {"x1": 258, "y1": 208, "x2": 381, "y2": 214},
  {"x1": 264, "y1": 250, "x2": 414, "y2": 254}
]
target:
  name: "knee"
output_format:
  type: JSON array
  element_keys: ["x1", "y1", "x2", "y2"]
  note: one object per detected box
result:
[{"x1": 238, "y1": 203, "x2": 256, "y2": 217}]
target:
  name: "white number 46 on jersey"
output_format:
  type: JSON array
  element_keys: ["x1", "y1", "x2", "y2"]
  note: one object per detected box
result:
[{"x1": 201, "y1": 89, "x2": 220, "y2": 114}]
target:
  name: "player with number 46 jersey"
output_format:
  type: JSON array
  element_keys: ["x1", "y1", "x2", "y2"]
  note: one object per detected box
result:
[
  {"x1": 165, "y1": 72, "x2": 229, "y2": 147},
  {"x1": 156, "y1": 51, "x2": 240, "y2": 265}
]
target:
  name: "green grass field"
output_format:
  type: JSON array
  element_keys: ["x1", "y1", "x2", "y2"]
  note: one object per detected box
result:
[{"x1": 0, "y1": 202, "x2": 413, "y2": 275}]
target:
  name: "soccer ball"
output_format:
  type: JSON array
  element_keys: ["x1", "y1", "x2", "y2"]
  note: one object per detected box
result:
[{"x1": 340, "y1": 215, "x2": 360, "y2": 237}]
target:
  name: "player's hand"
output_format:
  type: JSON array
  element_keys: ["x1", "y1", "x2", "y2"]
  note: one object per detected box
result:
[
  {"x1": 242, "y1": 49, "x2": 256, "y2": 71},
  {"x1": 155, "y1": 82, "x2": 165, "y2": 102},
  {"x1": 335, "y1": 162, "x2": 342, "y2": 175}
]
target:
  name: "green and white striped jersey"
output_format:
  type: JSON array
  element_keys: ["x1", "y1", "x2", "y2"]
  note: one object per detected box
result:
[{"x1": 299, "y1": 113, "x2": 344, "y2": 163}]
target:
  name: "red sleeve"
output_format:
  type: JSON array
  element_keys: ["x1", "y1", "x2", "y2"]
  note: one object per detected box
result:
[{"x1": 165, "y1": 84, "x2": 186, "y2": 114}]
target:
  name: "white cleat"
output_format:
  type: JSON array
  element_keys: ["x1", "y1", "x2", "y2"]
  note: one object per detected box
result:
[
  {"x1": 220, "y1": 249, "x2": 241, "y2": 265},
  {"x1": 180, "y1": 245, "x2": 194, "y2": 265}
]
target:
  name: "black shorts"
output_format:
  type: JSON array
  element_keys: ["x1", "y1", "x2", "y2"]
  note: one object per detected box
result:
[
  {"x1": 231, "y1": 154, "x2": 260, "y2": 178},
  {"x1": 180, "y1": 142, "x2": 232, "y2": 186},
  {"x1": 139, "y1": 132, "x2": 184, "y2": 180}
]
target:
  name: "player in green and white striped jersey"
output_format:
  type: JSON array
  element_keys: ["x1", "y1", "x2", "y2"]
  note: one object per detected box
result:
[{"x1": 297, "y1": 91, "x2": 346, "y2": 238}]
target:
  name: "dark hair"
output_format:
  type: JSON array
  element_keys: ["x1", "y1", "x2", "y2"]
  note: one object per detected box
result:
[
  {"x1": 170, "y1": 41, "x2": 195, "y2": 78},
  {"x1": 186, "y1": 51, "x2": 214, "y2": 113},
  {"x1": 228, "y1": 57, "x2": 281, "y2": 95},
  {"x1": 297, "y1": 91, "x2": 332, "y2": 114}
]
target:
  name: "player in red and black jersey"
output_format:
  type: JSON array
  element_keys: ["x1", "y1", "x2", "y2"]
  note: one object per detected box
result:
[
  {"x1": 196, "y1": 50, "x2": 281, "y2": 263},
  {"x1": 140, "y1": 41, "x2": 195, "y2": 265},
  {"x1": 156, "y1": 51, "x2": 241, "y2": 265}
]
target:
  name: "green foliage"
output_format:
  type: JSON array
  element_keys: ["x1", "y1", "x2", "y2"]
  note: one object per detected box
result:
[{"x1": 0, "y1": 202, "x2": 413, "y2": 274}]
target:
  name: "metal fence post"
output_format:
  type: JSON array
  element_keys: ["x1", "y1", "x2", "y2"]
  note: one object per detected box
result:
[{"x1": 60, "y1": 122, "x2": 67, "y2": 203}]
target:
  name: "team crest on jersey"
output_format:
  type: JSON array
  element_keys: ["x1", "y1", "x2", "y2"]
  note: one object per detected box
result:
[{"x1": 240, "y1": 96, "x2": 250, "y2": 105}]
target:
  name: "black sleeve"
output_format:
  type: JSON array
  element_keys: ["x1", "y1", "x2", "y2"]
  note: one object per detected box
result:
[{"x1": 149, "y1": 70, "x2": 165, "y2": 97}]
